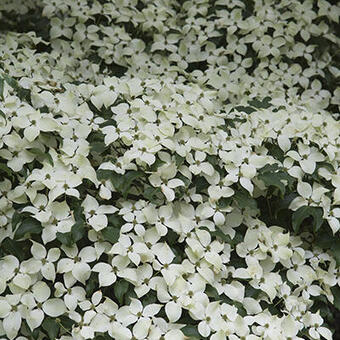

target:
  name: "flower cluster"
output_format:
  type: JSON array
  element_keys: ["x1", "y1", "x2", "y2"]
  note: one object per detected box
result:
[{"x1": 0, "y1": 0, "x2": 339, "y2": 339}]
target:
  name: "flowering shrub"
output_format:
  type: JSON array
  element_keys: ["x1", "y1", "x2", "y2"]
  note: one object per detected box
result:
[{"x1": 0, "y1": 0, "x2": 339, "y2": 339}]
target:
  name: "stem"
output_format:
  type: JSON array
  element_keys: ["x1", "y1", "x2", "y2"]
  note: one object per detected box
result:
[
  {"x1": 266, "y1": 197, "x2": 273, "y2": 221},
  {"x1": 56, "y1": 319, "x2": 72, "y2": 336}
]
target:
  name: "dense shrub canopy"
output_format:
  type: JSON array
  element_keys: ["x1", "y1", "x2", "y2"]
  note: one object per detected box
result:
[{"x1": 0, "y1": 0, "x2": 339, "y2": 339}]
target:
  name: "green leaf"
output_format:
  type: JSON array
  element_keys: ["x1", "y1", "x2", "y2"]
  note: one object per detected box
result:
[
  {"x1": 141, "y1": 291, "x2": 157, "y2": 306},
  {"x1": 331, "y1": 285, "x2": 340, "y2": 311},
  {"x1": 123, "y1": 285, "x2": 138, "y2": 305},
  {"x1": 1, "y1": 238, "x2": 27, "y2": 261},
  {"x1": 0, "y1": 163, "x2": 14, "y2": 178},
  {"x1": 71, "y1": 221, "x2": 86, "y2": 243},
  {"x1": 101, "y1": 226, "x2": 120, "y2": 244},
  {"x1": 193, "y1": 176, "x2": 209, "y2": 192},
  {"x1": 217, "y1": 197, "x2": 232, "y2": 209},
  {"x1": 245, "y1": 285, "x2": 261, "y2": 299},
  {"x1": 99, "y1": 119, "x2": 117, "y2": 128},
  {"x1": 0, "y1": 109, "x2": 6, "y2": 119},
  {"x1": 96, "y1": 169, "x2": 113, "y2": 181},
  {"x1": 233, "y1": 190, "x2": 257, "y2": 210},
  {"x1": 274, "y1": 193, "x2": 298, "y2": 218},
  {"x1": 201, "y1": 226, "x2": 233, "y2": 244},
  {"x1": 86, "y1": 272, "x2": 99, "y2": 296},
  {"x1": 11, "y1": 211, "x2": 22, "y2": 232},
  {"x1": 24, "y1": 320, "x2": 40, "y2": 339},
  {"x1": 28, "y1": 148, "x2": 54, "y2": 166},
  {"x1": 2, "y1": 73, "x2": 31, "y2": 102},
  {"x1": 2, "y1": 74, "x2": 16, "y2": 88},
  {"x1": 265, "y1": 143, "x2": 284, "y2": 163},
  {"x1": 60, "y1": 316, "x2": 76, "y2": 328},
  {"x1": 0, "y1": 77, "x2": 4, "y2": 99},
  {"x1": 165, "y1": 230, "x2": 179, "y2": 246},
  {"x1": 315, "y1": 229, "x2": 334, "y2": 249},
  {"x1": 330, "y1": 239, "x2": 340, "y2": 266},
  {"x1": 114, "y1": 280, "x2": 129, "y2": 305},
  {"x1": 149, "y1": 158, "x2": 166, "y2": 171},
  {"x1": 97, "y1": 170, "x2": 144, "y2": 198},
  {"x1": 175, "y1": 154, "x2": 185, "y2": 166},
  {"x1": 177, "y1": 173, "x2": 191, "y2": 186},
  {"x1": 42, "y1": 317, "x2": 60, "y2": 339},
  {"x1": 90, "y1": 141, "x2": 108, "y2": 154},
  {"x1": 234, "y1": 106, "x2": 256, "y2": 114},
  {"x1": 56, "y1": 232, "x2": 73, "y2": 246},
  {"x1": 258, "y1": 170, "x2": 292, "y2": 196},
  {"x1": 118, "y1": 171, "x2": 144, "y2": 198},
  {"x1": 258, "y1": 164, "x2": 279, "y2": 174},
  {"x1": 249, "y1": 96, "x2": 272, "y2": 109},
  {"x1": 108, "y1": 214, "x2": 123, "y2": 228},
  {"x1": 181, "y1": 325, "x2": 201, "y2": 338},
  {"x1": 14, "y1": 218, "x2": 42, "y2": 240},
  {"x1": 74, "y1": 205, "x2": 85, "y2": 221},
  {"x1": 205, "y1": 284, "x2": 220, "y2": 300},
  {"x1": 94, "y1": 335, "x2": 112, "y2": 340},
  {"x1": 233, "y1": 300, "x2": 247, "y2": 317},
  {"x1": 143, "y1": 186, "x2": 162, "y2": 203},
  {"x1": 292, "y1": 206, "x2": 324, "y2": 233}
]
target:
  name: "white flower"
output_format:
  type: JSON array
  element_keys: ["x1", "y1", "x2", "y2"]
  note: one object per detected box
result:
[
  {"x1": 109, "y1": 234, "x2": 151, "y2": 266},
  {"x1": 0, "y1": 294, "x2": 23, "y2": 339},
  {"x1": 187, "y1": 151, "x2": 214, "y2": 176},
  {"x1": 116, "y1": 298, "x2": 162, "y2": 339},
  {"x1": 197, "y1": 301, "x2": 223, "y2": 338},
  {"x1": 305, "y1": 312, "x2": 332, "y2": 340},
  {"x1": 325, "y1": 208, "x2": 340, "y2": 234},
  {"x1": 12, "y1": 105, "x2": 58, "y2": 142},
  {"x1": 120, "y1": 208, "x2": 146, "y2": 236},
  {"x1": 207, "y1": 173, "x2": 234, "y2": 202},
  {"x1": 30, "y1": 241, "x2": 60, "y2": 281},
  {"x1": 42, "y1": 200, "x2": 75, "y2": 244},
  {"x1": 54, "y1": 280, "x2": 86, "y2": 311},
  {"x1": 48, "y1": 171, "x2": 83, "y2": 202},
  {"x1": 82, "y1": 194, "x2": 117, "y2": 231},
  {"x1": 21, "y1": 281, "x2": 51, "y2": 331},
  {"x1": 148, "y1": 157, "x2": 184, "y2": 202},
  {"x1": 125, "y1": 139, "x2": 161, "y2": 166},
  {"x1": 286, "y1": 142, "x2": 324, "y2": 174},
  {"x1": 57, "y1": 245, "x2": 97, "y2": 284},
  {"x1": 2, "y1": 132, "x2": 34, "y2": 171},
  {"x1": 142, "y1": 204, "x2": 174, "y2": 236},
  {"x1": 90, "y1": 85, "x2": 118, "y2": 110},
  {"x1": 289, "y1": 181, "x2": 328, "y2": 210}
]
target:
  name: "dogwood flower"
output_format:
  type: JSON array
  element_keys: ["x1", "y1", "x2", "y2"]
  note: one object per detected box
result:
[
  {"x1": 82, "y1": 194, "x2": 117, "y2": 231},
  {"x1": 12, "y1": 105, "x2": 58, "y2": 142},
  {"x1": 289, "y1": 181, "x2": 329, "y2": 210},
  {"x1": 57, "y1": 245, "x2": 97, "y2": 284},
  {"x1": 116, "y1": 298, "x2": 162, "y2": 339},
  {"x1": 109, "y1": 234, "x2": 151, "y2": 266},
  {"x1": 286, "y1": 143, "x2": 324, "y2": 174},
  {"x1": 148, "y1": 154, "x2": 184, "y2": 202},
  {"x1": 187, "y1": 151, "x2": 215, "y2": 176},
  {"x1": 304, "y1": 312, "x2": 332, "y2": 340},
  {"x1": 54, "y1": 280, "x2": 86, "y2": 311},
  {"x1": 30, "y1": 241, "x2": 60, "y2": 281},
  {"x1": 0, "y1": 294, "x2": 23, "y2": 339}
]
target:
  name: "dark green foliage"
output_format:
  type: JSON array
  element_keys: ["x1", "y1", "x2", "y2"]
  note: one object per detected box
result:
[
  {"x1": 114, "y1": 280, "x2": 129, "y2": 305},
  {"x1": 42, "y1": 318, "x2": 60, "y2": 339},
  {"x1": 292, "y1": 206, "x2": 324, "y2": 233},
  {"x1": 28, "y1": 147, "x2": 54, "y2": 166},
  {"x1": 14, "y1": 217, "x2": 42, "y2": 240},
  {"x1": 101, "y1": 226, "x2": 120, "y2": 243},
  {"x1": 233, "y1": 189, "x2": 257, "y2": 210}
]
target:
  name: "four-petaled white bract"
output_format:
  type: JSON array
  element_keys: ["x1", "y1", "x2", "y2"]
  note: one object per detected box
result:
[{"x1": 0, "y1": 0, "x2": 339, "y2": 339}]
